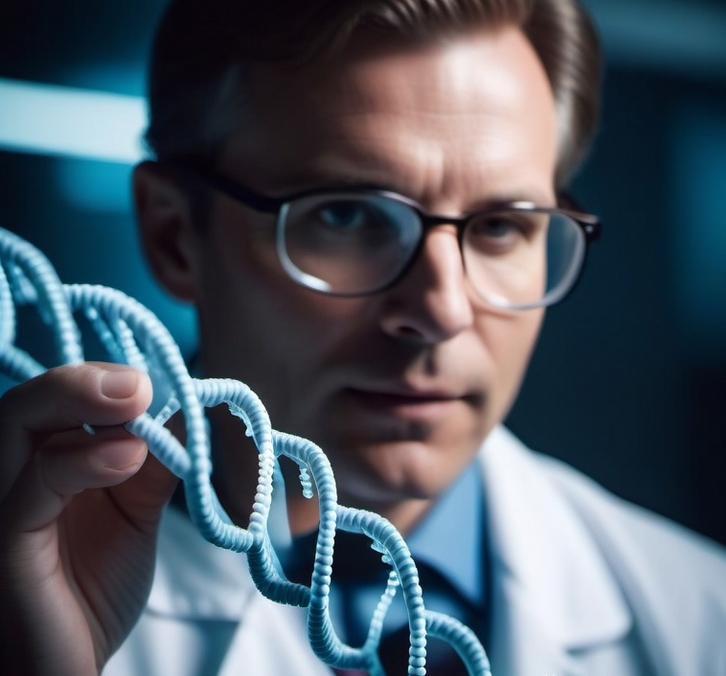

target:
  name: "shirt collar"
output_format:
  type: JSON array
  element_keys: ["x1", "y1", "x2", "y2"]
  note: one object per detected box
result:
[{"x1": 406, "y1": 460, "x2": 485, "y2": 608}]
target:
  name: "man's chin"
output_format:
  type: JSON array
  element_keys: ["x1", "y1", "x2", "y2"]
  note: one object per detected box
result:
[{"x1": 329, "y1": 438, "x2": 469, "y2": 506}]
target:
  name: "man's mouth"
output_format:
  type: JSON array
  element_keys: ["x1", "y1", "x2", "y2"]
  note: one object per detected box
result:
[{"x1": 344, "y1": 385, "x2": 476, "y2": 415}]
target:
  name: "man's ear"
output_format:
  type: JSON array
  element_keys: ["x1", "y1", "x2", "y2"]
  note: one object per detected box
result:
[{"x1": 133, "y1": 161, "x2": 202, "y2": 303}]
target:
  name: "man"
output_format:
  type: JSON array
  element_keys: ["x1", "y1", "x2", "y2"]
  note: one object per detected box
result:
[{"x1": 1, "y1": 0, "x2": 725, "y2": 674}]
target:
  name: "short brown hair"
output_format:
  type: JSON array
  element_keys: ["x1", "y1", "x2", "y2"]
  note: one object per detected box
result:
[{"x1": 146, "y1": 0, "x2": 600, "y2": 188}]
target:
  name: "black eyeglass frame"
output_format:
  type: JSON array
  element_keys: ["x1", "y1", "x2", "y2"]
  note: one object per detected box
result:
[{"x1": 172, "y1": 162, "x2": 602, "y2": 306}]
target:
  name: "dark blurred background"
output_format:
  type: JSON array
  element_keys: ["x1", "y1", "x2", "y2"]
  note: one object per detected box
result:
[{"x1": 0, "y1": 0, "x2": 724, "y2": 545}]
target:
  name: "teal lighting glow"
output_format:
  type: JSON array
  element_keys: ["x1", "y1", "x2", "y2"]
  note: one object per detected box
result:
[
  {"x1": 55, "y1": 160, "x2": 134, "y2": 213},
  {"x1": 0, "y1": 77, "x2": 146, "y2": 163},
  {"x1": 671, "y1": 106, "x2": 726, "y2": 362},
  {"x1": 585, "y1": 0, "x2": 726, "y2": 78}
]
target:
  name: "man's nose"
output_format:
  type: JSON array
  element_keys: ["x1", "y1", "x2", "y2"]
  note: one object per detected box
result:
[{"x1": 379, "y1": 227, "x2": 474, "y2": 344}]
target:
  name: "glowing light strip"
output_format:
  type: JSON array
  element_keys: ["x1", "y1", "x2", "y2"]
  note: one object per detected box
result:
[{"x1": 0, "y1": 78, "x2": 146, "y2": 164}]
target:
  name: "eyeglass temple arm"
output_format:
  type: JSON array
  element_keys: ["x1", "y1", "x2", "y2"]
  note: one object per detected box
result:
[
  {"x1": 558, "y1": 192, "x2": 601, "y2": 242},
  {"x1": 161, "y1": 160, "x2": 285, "y2": 213}
]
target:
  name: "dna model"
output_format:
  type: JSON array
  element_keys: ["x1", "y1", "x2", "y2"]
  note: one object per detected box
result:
[{"x1": 0, "y1": 226, "x2": 492, "y2": 676}]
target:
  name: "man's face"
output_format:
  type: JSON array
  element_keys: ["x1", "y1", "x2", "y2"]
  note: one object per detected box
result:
[{"x1": 190, "y1": 25, "x2": 557, "y2": 523}]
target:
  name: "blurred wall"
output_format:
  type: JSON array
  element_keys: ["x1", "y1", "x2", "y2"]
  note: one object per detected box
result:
[{"x1": 0, "y1": 0, "x2": 724, "y2": 544}]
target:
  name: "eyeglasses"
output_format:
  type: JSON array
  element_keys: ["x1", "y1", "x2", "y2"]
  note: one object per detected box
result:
[{"x1": 187, "y1": 165, "x2": 600, "y2": 310}]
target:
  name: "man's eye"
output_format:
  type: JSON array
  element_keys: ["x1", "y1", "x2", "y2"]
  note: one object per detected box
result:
[
  {"x1": 466, "y1": 212, "x2": 539, "y2": 255},
  {"x1": 472, "y1": 216, "x2": 524, "y2": 239},
  {"x1": 317, "y1": 201, "x2": 369, "y2": 229}
]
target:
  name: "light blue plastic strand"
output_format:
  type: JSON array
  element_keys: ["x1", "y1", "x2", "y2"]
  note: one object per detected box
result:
[
  {"x1": 338, "y1": 506, "x2": 429, "y2": 676},
  {"x1": 0, "y1": 261, "x2": 16, "y2": 347},
  {"x1": 425, "y1": 611, "x2": 492, "y2": 676},
  {"x1": 0, "y1": 261, "x2": 45, "y2": 380},
  {"x1": 0, "y1": 226, "x2": 493, "y2": 676},
  {"x1": 0, "y1": 228, "x2": 83, "y2": 365}
]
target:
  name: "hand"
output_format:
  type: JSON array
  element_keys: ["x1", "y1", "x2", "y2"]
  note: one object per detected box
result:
[{"x1": 0, "y1": 363, "x2": 178, "y2": 676}]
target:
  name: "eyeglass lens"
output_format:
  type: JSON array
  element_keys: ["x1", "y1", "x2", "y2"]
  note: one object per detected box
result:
[{"x1": 462, "y1": 210, "x2": 585, "y2": 309}]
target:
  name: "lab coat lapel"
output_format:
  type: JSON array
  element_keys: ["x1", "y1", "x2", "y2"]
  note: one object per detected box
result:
[
  {"x1": 150, "y1": 511, "x2": 327, "y2": 675},
  {"x1": 488, "y1": 565, "x2": 585, "y2": 676},
  {"x1": 217, "y1": 595, "x2": 331, "y2": 676},
  {"x1": 147, "y1": 507, "x2": 257, "y2": 620},
  {"x1": 480, "y1": 427, "x2": 632, "y2": 676}
]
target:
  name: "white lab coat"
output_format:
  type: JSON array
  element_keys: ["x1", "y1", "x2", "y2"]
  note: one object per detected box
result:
[{"x1": 104, "y1": 427, "x2": 726, "y2": 676}]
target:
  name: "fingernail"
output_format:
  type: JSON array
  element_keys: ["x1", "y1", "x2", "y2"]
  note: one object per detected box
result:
[{"x1": 101, "y1": 369, "x2": 140, "y2": 399}]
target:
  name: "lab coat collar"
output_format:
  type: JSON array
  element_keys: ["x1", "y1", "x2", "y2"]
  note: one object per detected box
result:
[{"x1": 481, "y1": 426, "x2": 632, "y2": 673}]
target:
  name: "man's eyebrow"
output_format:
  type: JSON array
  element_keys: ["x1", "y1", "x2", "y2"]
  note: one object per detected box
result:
[
  {"x1": 469, "y1": 190, "x2": 558, "y2": 209},
  {"x1": 267, "y1": 168, "x2": 396, "y2": 194}
]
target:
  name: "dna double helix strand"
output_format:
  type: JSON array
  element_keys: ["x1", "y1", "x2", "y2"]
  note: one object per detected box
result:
[{"x1": 0, "y1": 226, "x2": 492, "y2": 676}]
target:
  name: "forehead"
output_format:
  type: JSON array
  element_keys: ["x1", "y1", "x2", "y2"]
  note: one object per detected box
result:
[{"x1": 219, "y1": 25, "x2": 557, "y2": 204}]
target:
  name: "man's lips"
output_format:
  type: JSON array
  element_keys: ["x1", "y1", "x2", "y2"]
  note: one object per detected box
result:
[{"x1": 343, "y1": 386, "x2": 476, "y2": 410}]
